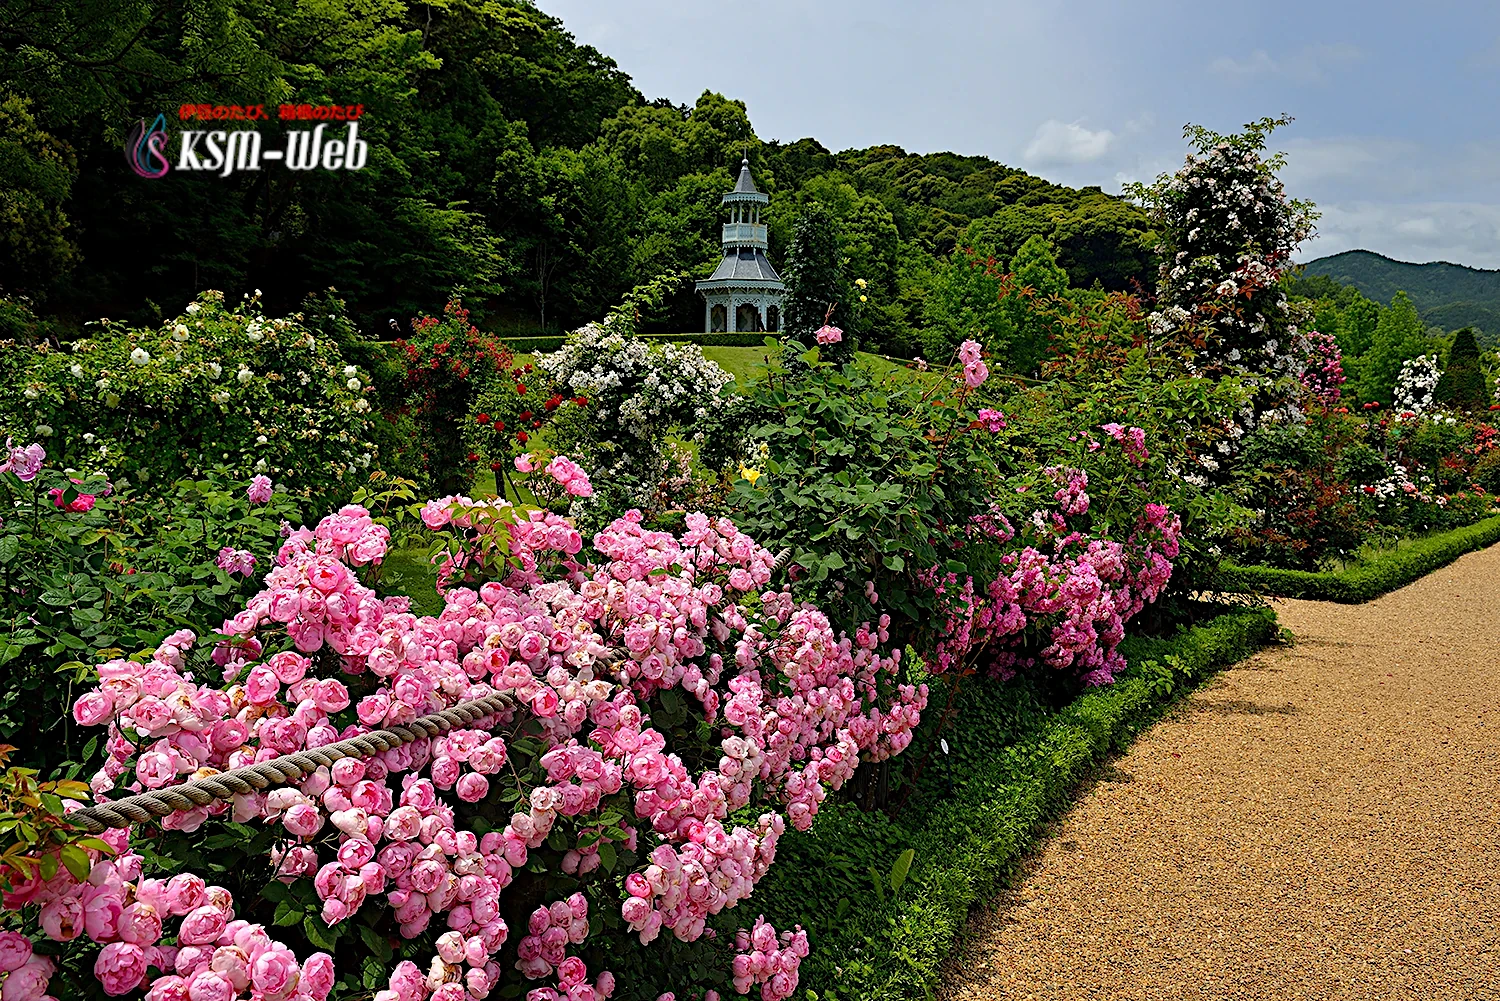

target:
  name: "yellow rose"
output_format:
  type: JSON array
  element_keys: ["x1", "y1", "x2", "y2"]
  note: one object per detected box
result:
[{"x1": 739, "y1": 464, "x2": 762, "y2": 486}]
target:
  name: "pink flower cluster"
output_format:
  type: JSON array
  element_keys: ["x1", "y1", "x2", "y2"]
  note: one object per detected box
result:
[
  {"x1": 920, "y1": 475, "x2": 1181, "y2": 686},
  {"x1": 958, "y1": 340, "x2": 988, "y2": 389},
  {"x1": 49, "y1": 487, "x2": 97, "y2": 513},
  {"x1": 46, "y1": 504, "x2": 923, "y2": 1000},
  {"x1": 1299, "y1": 329, "x2": 1345, "y2": 405},
  {"x1": 976, "y1": 409, "x2": 1007, "y2": 432},
  {"x1": 813, "y1": 325, "x2": 842, "y2": 346},
  {"x1": 216, "y1": 547, "x2": 256, "y2": 577},
  {"x1": 0, "y1": 439, "x2": 44, "y2": 482},
  {"x1": 543, "y1": 456, "x2": 593, "y2": 498},
  {"x1": 1, "y1": 830, "x2": 332, "y2": 1000},
  {"x1": 1098, "y1": 424, "x2": 1149, "y2": 467},
  {"x1": 731, "y1": 918, "x2": 808, "y2": 1001}
]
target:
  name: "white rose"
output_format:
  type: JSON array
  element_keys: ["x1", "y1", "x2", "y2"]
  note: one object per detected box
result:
[
  {"x1": 185, "y1": 302, "x2": 201, "y2": 314},
  {"x1": 208, "y1": 362, "x2": 222, "y2": 378},
  {"x1": 256, "y1": 435, "x2": 268, "y2": 445},
  {"x1": 354, "y1": 398, "x2": 370, "y2": 412},
  {"x1": 346, "y1": 377, "x2": 361, "y2": 391},
  {"x1": 36, "y1": 425, "x2": 52, "y2": 437},
  {"x1": 23, "y1": 387, "x2": 38, "y2": 399},
  {"x1": 343, "y1": 365, "x2": 358, "y2": 377},
  {"x1": 237, "y1": 367, "x2": 253, "y2": 384},
  {"x1": 70, "y1": 364, "x2": 84, "y2": 378},
  {"x1": 173, "y1": 324, "x2": 190, "y2": 340},
  {"x1": 104, "y1": 392, "x2": 120, "y2": 408},
  {"x1": 130, "y1": 347, "x2": 150, "y2": 366}
]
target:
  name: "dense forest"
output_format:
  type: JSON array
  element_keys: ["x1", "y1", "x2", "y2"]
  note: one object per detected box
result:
[
  {"x1": 1302, "y1": 250, "x2": 1500, "y2": 345},
  {"x1": 0, "y1": 0, "x2": 1156, "y2": 356}
]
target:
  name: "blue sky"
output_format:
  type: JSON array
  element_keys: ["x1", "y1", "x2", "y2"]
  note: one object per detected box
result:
[{"x1": 543, "y1": 0, "x2": 1500, "y2": 268}]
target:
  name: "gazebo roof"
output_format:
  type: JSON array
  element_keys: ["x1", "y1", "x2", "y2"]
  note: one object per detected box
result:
[
  {"x1": 699, "y1": 247, "x2": 783, "y2": 286},
  {"x1": 722, "y1": 158, "x2": 769, "y2": 205}
]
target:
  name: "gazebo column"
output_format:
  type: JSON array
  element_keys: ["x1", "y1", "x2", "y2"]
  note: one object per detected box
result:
[{"x1": 728, "y1": 296, "x2": 737, "y2": 332}]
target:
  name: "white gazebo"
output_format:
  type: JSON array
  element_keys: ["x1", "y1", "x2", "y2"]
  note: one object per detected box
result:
[{"x1": 696, "y1": 158, "x2": 785, "y2": 333}]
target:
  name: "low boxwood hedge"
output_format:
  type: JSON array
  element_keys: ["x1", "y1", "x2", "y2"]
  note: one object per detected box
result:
[
  {"x1": 1214, "y1": 514, "x2": 1500, "y2": 603},
  {"x1": 750, "y1": 607, "x2": 1279, "y2": 1000}
]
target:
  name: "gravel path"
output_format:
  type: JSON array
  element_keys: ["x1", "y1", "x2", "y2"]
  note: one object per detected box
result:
[{"x1": 941, "y1": 543, "x2": 1500, "y2": 1001}]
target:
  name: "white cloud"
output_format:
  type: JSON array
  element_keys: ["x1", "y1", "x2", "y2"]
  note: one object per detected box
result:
[
  {"x1": 1024, "y1": 120, "x2": 1115, "y2": 166},
  {"x1": 1299, "y1": 202, "x2": 1500, "y2": 270},
  {"x1": 1210, "y1": 43, "x2": 1363, "y2": 84}
]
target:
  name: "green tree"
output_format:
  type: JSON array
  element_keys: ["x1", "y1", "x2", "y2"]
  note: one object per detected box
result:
[
  {"x1": 781, "y1": 202, "x2": 853, "y2": 352},
  {"x1": 1001, "y1": 235, "x2": 1070, "y2": 375},
  {"x1": 0, "y1": 93, "x2": 76, "y2": 295},
  {"x1": 1360, "y1": 291, "x2": 1431, "y2": 404},
  {"x1": 1434, "y1": 327, "x2": 1488, "y2": 410}
]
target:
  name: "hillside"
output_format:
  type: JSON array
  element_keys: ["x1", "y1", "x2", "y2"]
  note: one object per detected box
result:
[{"x1": 1302, "y1": 250, "x2": 1500, "y2": 342}]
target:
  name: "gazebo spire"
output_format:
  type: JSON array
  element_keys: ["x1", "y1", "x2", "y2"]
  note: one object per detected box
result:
[{"x1": 695, "y1": 157, "x2": 784, "y2": 334}]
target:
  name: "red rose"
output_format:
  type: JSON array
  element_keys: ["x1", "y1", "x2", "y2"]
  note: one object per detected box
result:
[
  {"x1": 516, "y1": 431, "x2": 529, "y2": 443},
  {"x1": 573, "y1": 397, "x2": 587, "y2": 406},
  {"x1": 516, "y1": 385, "x2": 527, "y2": 395},
  {"x1": 519, "y1": 411, "x2": 532, "y2": 421},
  {"x1": 495, "y1": 420, "x2": 505, "y2": 430},
  {"x1": 467, "y1": 452, "x2": 478, "y2": 462},
  {"x1": 476, "y1": 413, "x2": 491, "y2": 424},
  {"x1": 490, "y1": 461, "x2": 503, "y2": 471}
]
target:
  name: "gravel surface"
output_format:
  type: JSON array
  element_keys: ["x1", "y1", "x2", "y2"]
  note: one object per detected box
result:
[{"x1": 940, "y1": 544, "x2": 1500, "y2": 1001}]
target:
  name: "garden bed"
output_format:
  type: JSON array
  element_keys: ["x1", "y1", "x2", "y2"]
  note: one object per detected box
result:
[
  {"x1": 750, "y1": 606, "x2": 1280, "y2": 1001},
  {"x1": 1213, "y1": 514, "x2": 1500, "y2": 602}
]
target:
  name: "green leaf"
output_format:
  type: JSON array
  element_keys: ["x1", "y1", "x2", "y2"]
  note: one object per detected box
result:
[
  {"x1": 884, "y1": 554, "x2": 906, "y2": 572},
  {"x1": 358, "y1": 924, "x2": 393, "y2": 962},
  {"x1": 59, "y1": 844, "x2": 93, "y2": 882},
  {"x1": 889, "y1": 848, "x2": 915, "y2": 893},
  {"x1": 0, "y1": 537, "x2": 19, "y2": 564},
  {"x1": 302, "y1": 914, "x2": 338, "y2": 950},
  {"x1": 273, "y1": 900, "x2": 301, "y2": 927},
  {"x1": 597, "y1": 841, "x2": 617, "y2": 873}
]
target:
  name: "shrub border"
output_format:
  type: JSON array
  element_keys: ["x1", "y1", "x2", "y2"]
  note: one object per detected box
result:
[
  {"x1": 1213, "y1": 514, "x2": 1500, "y2": 603},
  {"x1": 790, "y1": 608, "x2": 1279, "y2": 1000}
]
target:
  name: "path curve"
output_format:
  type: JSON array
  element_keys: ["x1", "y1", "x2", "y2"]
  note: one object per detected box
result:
[{"x1": 941, "y1": 543, "x2": 1500, "y2": 1001}]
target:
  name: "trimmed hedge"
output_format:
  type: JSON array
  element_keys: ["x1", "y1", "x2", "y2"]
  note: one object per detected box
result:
[
  {"x1": 751, "y1": 607, "x2": 1280, "y2": 1000},
  {"x1": 1214, "y1": 513, "x2": 1500, "y2": 602}
]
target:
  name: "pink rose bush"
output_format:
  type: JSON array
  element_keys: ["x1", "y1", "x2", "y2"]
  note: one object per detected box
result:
[
  {"x1": 10, "y1": 494, "x2": 922, "y2": 1000},
  {"x1": 918, "y1": 432, "x2": 1183, "y2": 686}
]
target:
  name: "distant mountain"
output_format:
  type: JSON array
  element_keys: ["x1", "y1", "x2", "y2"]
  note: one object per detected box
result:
[{"x1": 1301, "y1": 250, "x2": 1500, "y2": 343}]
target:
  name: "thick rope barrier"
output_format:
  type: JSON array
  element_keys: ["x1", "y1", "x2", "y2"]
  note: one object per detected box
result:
[
  {"x1": 67, "y1": 548, "x2": 796, "y2": 834},
  {"x1": 68, "y1": 693, "x2": 518, "y2": 834}
]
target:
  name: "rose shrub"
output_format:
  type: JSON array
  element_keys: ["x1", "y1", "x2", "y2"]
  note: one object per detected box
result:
[
  {"x1": 0, "y1": 485, "x2": 925, "y2": 1001},
  {"x1": 0, "y1": 292, "x2": 385, "y2": 507}
]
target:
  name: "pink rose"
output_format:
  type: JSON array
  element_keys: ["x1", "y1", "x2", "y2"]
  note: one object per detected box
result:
[
  {"x1": 96, "y1": 942, "x2": 148, "y2": 996},
  {"x1": 301, "y1": 953, "x2": 335, "y2": 1000},
  {"x1": 247, "y1": 475, "x2": 274, "y2": 504},
  {"x1": 185, "y1": 970, "x2": 234, "y2": 1001},
  {"x1": 119, "y1": 901, "x2": 164, "y2": 945},
  {"x1": 0, "y1": 956, "x2": 53, "y2": 1001},
  {"x1": 283, "y1": 802, "x2": 324, "y2": 839},
  {"x1": 250, "y1": 946, "x2": 300, "y2": 999},
  {"x1": 0, "y1": 932, "x2": 32, "y2": 973},
  {"x1": 38, "y1": 895, "x2": 83, "y2": 942},
  {"x1": 455, "y1": 773, "x2": 489, "y2": 803},
  {"x1": 72, "y1": 690, "x2": 114, "y2": 726},
  {"x1": 145, "y1": 975, "x2": 191, "y2": 1001},
  {"x1": 177, "y1": 906, "x2": 228, "y2": 946}
]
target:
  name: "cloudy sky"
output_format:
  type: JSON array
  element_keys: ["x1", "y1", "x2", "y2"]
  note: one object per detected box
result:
[{"x1": 543, "y1": 0, "x2": 1500, "y2": 269}]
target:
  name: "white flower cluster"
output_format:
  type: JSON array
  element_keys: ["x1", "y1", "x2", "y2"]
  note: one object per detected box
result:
[
  {"x1": 538, "y1": 321, "x2": 734, "y2": 510},
  {"x1": 1393, "y1": 355, "x2": 1442, "y2": 416}
]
